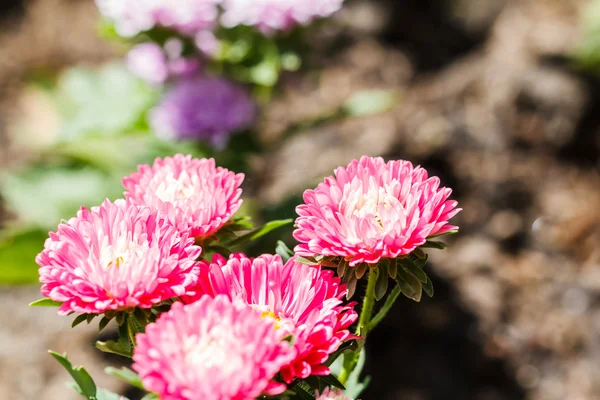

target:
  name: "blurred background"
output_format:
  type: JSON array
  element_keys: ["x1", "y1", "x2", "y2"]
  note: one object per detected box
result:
[{"x1": 1, "y1": 0, "x2": 599, "y2": 399}]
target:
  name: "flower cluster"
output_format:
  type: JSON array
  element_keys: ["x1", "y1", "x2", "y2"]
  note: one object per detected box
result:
[
  {"x1": 97, "y1": 0, "x2": 345, "y2": 37},
  {"x1": 35, "y1": 154, "x2": 459, "y2": 400},
  {"x1": 294, "y1": 156, "x2": 461, "y2": 266}
]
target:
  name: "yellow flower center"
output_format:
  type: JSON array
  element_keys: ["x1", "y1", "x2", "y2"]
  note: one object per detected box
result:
[
  {"x1": 107, "y1": 256, "x2": 125, "y2": 268},
  {"x1": 260, "y1": 311, "x2": 281, "y2": 329}
]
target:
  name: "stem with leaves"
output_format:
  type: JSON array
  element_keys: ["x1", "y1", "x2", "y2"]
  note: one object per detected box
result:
[{"x1": 338, "y1": 268, "x2": 378, "y2": 384}]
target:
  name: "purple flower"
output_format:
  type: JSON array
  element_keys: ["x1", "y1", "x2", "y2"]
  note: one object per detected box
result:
[{"x1": 150, "y1": 77, "x2": 256, "y2": 147}]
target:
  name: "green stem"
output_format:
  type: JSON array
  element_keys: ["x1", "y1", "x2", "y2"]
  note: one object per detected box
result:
[
  {"x1": 366, "y1": 283, "x2": 401, "y2": 332},
  {"x1": 356, "y1": 268, "x2": 378, "y2": 336},
  {"x1": 339, "y1": 269, "x2": 378, "y2": 384}
]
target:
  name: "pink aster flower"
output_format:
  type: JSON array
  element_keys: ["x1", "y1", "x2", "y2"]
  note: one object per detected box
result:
[
  {"x1": 316, "y1": 388, "x2": 355, "y2": 400},
  {"x1": 36, "y1": 199, "x2": 201, "y2": 315},
  {"x1": 133, "y1": 295, "x2": 295, "y2": 400},
  {"x1": 122, "y1": 154, "x2": 244, "y2": 239},
  {"x1": 186, "y1": 253, "x2": 358, "y2": 383},
  {"x1": 220, "y1": 0, "x2": 345, "y2": 33},
  {"x1": 294, "y1": 156, "x2": 461, "y2": 266}
]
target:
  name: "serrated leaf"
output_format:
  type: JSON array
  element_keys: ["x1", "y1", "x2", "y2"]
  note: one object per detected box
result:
[
  {"x1": 105, "y1": 366, "x2": 144, "y2": 390},
  {"x1": 226, "y1": 219, "x2": 293, "y2": 247},
  {"x1": 29, "y1": 298, "x2": 62, "y2": 307},
  {"x1": 49, "y1": 351, "x2": 97, "y2": 399},
  {"x1": 275, "y1": 240, "x2": 294, "y2": 262},
  {"x1": 374, "y1": 263, "x2": 388, "y2": 301},
  {"x1": 422, "y1": 276, "x2": 434, "y2": 297},
  {"x1": 72, "y1": 314, "x2": 89, "y2": 328},
  {"x1": 396, "y1": 269, "x2": 423, "y2": 302}
]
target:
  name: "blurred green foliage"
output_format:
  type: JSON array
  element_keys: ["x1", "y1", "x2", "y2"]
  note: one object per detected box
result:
[
  {"x1": 575, "y1": 0, "x2": 600, "y2": 71},
  {"x1": 0, "y1": 62, "x2": 206, "y2": 284}
]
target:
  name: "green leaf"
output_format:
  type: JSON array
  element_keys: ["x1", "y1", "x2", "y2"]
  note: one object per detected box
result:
[
  {"x1": 96, "y1": 317, "x2": 133, "y2": 358},
  {"x1": 329, "y1": 348, "x2": 370, "y2": 398},
  {"x1": 95, "y1": 340, "x2": 133, "y2": 358},
  {"x1": 105, "y1": 366, "x2": 144, "y2": 390},
  {"x1": 97, "y1": 388, "x2": 127, "y2": 400},
  {"x1": 422, "y1": 275, "x2": 435, "y2": 298},
  {"x1": 55, "y1": 62, "x2": 158, "y2": 140},
  {"x1": 29, "y1": 298, "x2": 62, "y2": 307},
  {"x1": 2, "y1": 167, "x2": 120, "y2": 230},
  {"x1": 141, "y1": 394, "x2": 159, "y2": 400},
  {"x1": 49, "y1": 351, "x2": 97, "y2": 399},
  {"x1": 0, "y1": 228, "x2": 49, "y2": 284},
  {"x1": 275, "y1": 240, "x2": 294, "y2": 262},
  {"x1": 226, "y1": 219, "x2": 293, "y2": 247},
  {"x1": 396, "y1": 269, "x2": 423, "y2": 302},
  {"x1": 374, "y1": 263, "x2": 389, "y2": 301}
]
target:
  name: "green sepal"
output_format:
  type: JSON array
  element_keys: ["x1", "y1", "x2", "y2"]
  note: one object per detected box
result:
[
  {"x1": 422, "y1": 276, "x2": 435, "y2": 298},
  {"x1": 420, "y1": 240, "x2": 448, "y2": 250},
  {"x1": 374, "y1": 263, "x2": 389, "y2": 301},
  {"x1": 49, "y1": 351, "x2": 97, "y2": 399},
  {"x1": 29, "y1": 298, "x2": 62, "y2": 307},
  {"x1": 72, "y1": 314, "x2": 89, "y2": 328},
  {"x1": 295, "y1": 256, "x2": 319, "y2": 266},
  {"x1": 398, "y1": 256, "x2": 428, "y2": 283},
  {"x1": 98, "y1": 317, "x2": 111, "y2": 333}
]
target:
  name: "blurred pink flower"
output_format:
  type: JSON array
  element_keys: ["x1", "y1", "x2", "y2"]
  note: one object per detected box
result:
[
  {"x1": 96, "y1": 0, "x2": 220, "y2": 37},
  {"x1": 187, "y1": 253, "x2": 358, "y2": 383},
  {"x1": 221, "y1": 0, "x2": 345, "y2": 33},
  {"x1": 36, "y1": 199, "x2": 201, "y2": 315},
  {"x1": 317, "y1": 388, "x2": 355, "y2": 400},
  {"x1": 123, "y1": 154, "x2": 244, "y2": 239},
  {"x1": 133, "y1": 295, "x2": 295, "y2": 399},
  {"x1": 294, "y1": 156, "x2": 461, "y2": 266},
  {"x1": 126, "y1": 42, "x2": 201, "y2": 85}
]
